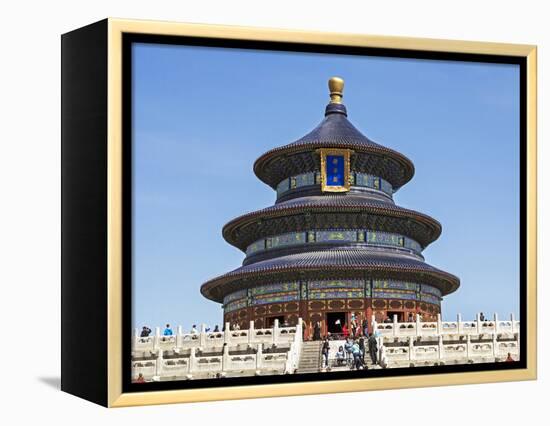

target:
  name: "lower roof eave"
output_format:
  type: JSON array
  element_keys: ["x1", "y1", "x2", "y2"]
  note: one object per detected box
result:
[{"x1": 200, "y1": 263, "x2": 460, "y2": 304}]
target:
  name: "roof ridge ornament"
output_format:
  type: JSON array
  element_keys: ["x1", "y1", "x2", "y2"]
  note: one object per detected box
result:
[
  {"x1": 328, "y1": 76, "x2": 344, "y2": 104},
  {"x1": 325, "y1": 76, "x2": 347, "y2": 116}
]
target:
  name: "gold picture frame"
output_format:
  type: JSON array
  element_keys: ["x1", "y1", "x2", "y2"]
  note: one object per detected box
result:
[{"x1": 61, "y1": 17, "x2": 537, "y2": 408}]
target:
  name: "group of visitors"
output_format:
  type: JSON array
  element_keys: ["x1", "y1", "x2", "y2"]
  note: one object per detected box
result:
[
  {"x1": 140, "y1": 323, "x2": 224, "y2": 337},
  {"x1": 312, "y1": 314, "x2": 371, "y2": 341},
  {"x1": 321, "y1": 333, "x2": 379, "y2": 370}
]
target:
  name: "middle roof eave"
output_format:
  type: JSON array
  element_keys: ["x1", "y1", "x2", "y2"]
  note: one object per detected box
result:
[{"x1": 222, "y1": 195, "x2": 442, "y2": 250}]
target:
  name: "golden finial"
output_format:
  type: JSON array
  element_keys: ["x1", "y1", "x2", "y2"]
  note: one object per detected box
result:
[{"x1": 328, "y1": 76, "x2": 344, "y2": 104}]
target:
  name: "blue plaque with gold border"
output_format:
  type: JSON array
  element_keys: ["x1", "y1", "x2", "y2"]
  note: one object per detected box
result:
[{"x1": 318, "y1": 148, "x2": 351, "y2": 192}]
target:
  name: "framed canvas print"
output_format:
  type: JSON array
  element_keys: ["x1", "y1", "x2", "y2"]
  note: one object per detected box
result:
[{"x1": 61, "y1": 18, "x2": 537, "y2": 407}]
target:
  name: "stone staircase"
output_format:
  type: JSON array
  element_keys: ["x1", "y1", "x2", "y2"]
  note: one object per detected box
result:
[{"x1": 296, "y1": 341, "x2": 323, "y2": 373}]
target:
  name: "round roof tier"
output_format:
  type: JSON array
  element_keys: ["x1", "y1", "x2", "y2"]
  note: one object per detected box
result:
[
  {"x1": 222, "y1": 194, "x2": 442, "y2": 250},
  {"x1": 200, "y1": 248, "x2": 460, "y2": 303},
  {"x1": 254, "y1": 80, "x2": 414, "y2": 191}
]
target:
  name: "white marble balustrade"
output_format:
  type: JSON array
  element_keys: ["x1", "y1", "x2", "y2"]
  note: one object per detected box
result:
[
  {"x1": 373, "y1": 313, "x2": 519, "y2": 338},
  {"x1": 373, "y1": 313, "x2": 520, "y2": 368},
  {"x1": 132, "y1": 319, "x2": 303, "y2": 381}
]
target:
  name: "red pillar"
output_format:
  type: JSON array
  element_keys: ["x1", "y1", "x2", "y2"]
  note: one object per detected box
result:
[{"x1": 366, "y1": 303, "x2": 373, "y2": 335}]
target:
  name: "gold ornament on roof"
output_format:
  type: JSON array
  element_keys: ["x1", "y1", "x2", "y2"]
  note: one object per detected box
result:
[{"x1": 328, "y1": 76, "x2": 344, "y2": 104}]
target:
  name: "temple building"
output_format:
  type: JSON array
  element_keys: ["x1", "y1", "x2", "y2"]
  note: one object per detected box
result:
[{"x1": 201, "y1": 77, "x2": 460, "y2": 338}]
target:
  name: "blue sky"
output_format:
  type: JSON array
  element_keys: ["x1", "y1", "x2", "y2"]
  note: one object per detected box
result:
[{"x1": 132, "y1": 43, "x2": 520, "y2": 330}]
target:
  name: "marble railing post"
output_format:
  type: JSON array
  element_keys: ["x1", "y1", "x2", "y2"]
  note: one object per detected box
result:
[
  {"x1": 189, "y1": 347, "x2": 196, "y2": 373},
  {"x1": 510, "y1": 313, "x2": 516, "y2": 333},
  {"x1": 285, "y1": 342, "x2": 295, "y2": 373},
  {"x1": 466, "y1": 334, "x2": 471, "y2": 358},
  {"x1": 457, "y1": 313, "x2": 463, "y2": 334},
  {"x1": 516, "y1": 327, "x2": 520, "y2": 358},
  {"x1": 222, "y1": 343, "x2": 229, "y2": 372},
  {"x1": 409, "y1": 336, "x2": 415, "y2": 361},
  {"x1": 476, "y1": 313, "x2": 481, "y2": 334},
  {"x1": 185, "y1": 352, "x2": 191, "y2": 374},
  {"x1": 273, "y1": 319, "x2": 280, "y2": 345},
  {"x1": 295, "y1": 318, "x2": 303, "y2": 357},
  {"x1": 249, "y1": 320, "x2": 255, "y2": 344},
  {"x1": 438, "y1": 335, "x2": 444, "y2": 360},
  {"x1": 393, "y1": 314, "x2": 398, "y2": 337},
  {"x1": 154, "y1": 326, "x2": 161, "y2": 350},
  {"x1": 371, "y1": 314, "x2": 376, "y2": 335},
  {"x1": 224, "y1": 322, "x2": 231, "y2": 344},
  {"x1": 177, "y1": 325, "x2": 183, "y2": 347},
  {"x1": 416, "y1": 314, "x2": 421, "y2": 337},
  {"x1": 156, "y1": 349, "x2": 163, "y2": 376},
  {"x1": 492, "y1": 332, "x2": 498, "y2": 357},
  {"x1": 436, "y1": 313, "x2": 442, "y2": 334},
  {"x1": 133, "y1": 328, "x2": 139, "y2": 349},
  {"x1": 256, "y1": 343, "x2": 263, "y2": 370},
  {"x1": 494, "y1": 313, "x2": 499, "y2": 334},
  {"x1": 199, "y1": 324, "x2": 206, "y2": 347},
  {"x1": 378, "y1": 336, "x2": 385, "y2": 367}
]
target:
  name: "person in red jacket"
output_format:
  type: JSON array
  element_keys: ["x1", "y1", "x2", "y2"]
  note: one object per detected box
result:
[{"x1": 342, "y1": 323, "x2": 349, "y2": 339}]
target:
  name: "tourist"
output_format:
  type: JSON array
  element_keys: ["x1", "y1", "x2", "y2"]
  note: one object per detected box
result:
[
  {"x1": 213, "y1": 325, "x2": 219, "y2": 332},
  {"x1": 384, "y1": 316, "x2": 392, "y2": 323},
  {"x1": 140, "y1": 326, "x2": 151, "y2": 337},
  {"x1": 336, "y1": 346, "x2": 345, "y2": 366},
  {"x1": 344, "y1": 338, "x2": 353, "y2": 365},
  {"x1": 163, "y1": 324, "x2": 173, "y2": 336},
  {"x1": 135, "y1": 373, "x2": 146, "y2": 383},
  {"x1": 190, "y1": 324, "x2": 198, "y2": 334},
  {"x1": 351, "y1": 317, "x2": 358, "y2": 338},
  {"x1": 408, "y1": 312, "x2": 414, "y2": 322},
  {"x1": 368, "y1": 333, "x2": 378, "y2": 365},
  {"x1": 358, "y1": 337, "x2": 366, "y2": 364},
  {"x1": 342, "y1": 323, "x2": 349, "y2": 339},
  {"x1": 362, "y1": 318, "x2": 369, "y2": 337},
  {"x1": 351, "y1": 340, "x2": 363, "y2": 370},
  {"x1": 505, "y1": 352, "x2": 515, "y2": 362},
  {"x1": 304, "y1": 321, "x2": 311, "y2": 340},
  {"x1": 479, "y1": 312, "x2": 486, "y2": 321},
  {"x1": 313, "y1": 321, "x2": 321, "y2": 341},
  {"x1": 234, "y1": 322, "x2": 240, "y2": 331},
  {"x1": 322, "y1": 338, "x2": 330, "y2": 368},
  {"x1": 283, "y1": 319, "x2": 289, "y2": 327}
]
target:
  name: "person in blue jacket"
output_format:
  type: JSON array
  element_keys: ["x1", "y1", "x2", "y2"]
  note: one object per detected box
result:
[
  {"x1": 163, "y1": 324, "x2": 173, "y2": 336},
  {"x1": 344, "y1": 338, "x2": 353, "y2": 366},
  {"x1": 351, "y1": 341, "x2": 363, "y2": 370}
]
